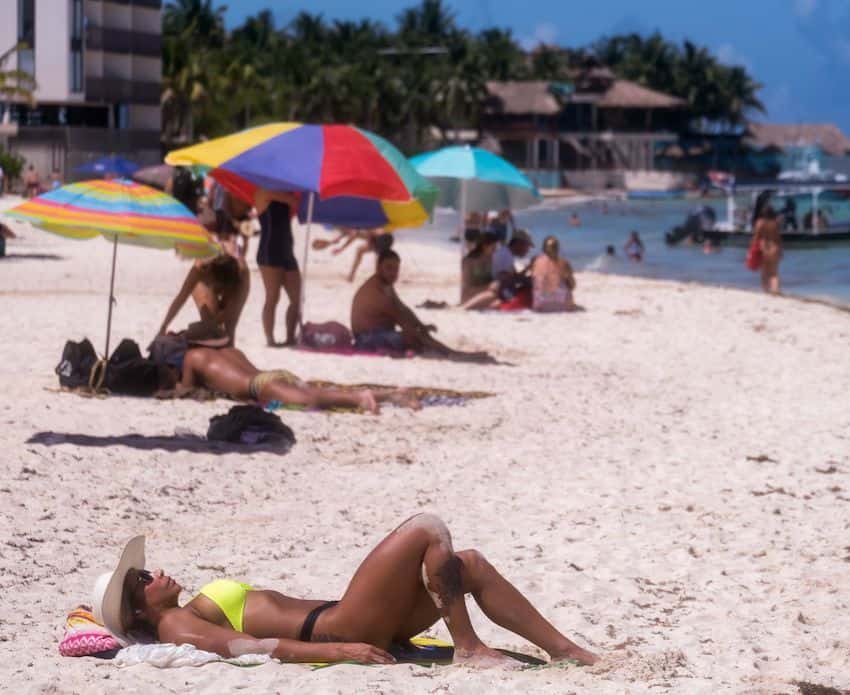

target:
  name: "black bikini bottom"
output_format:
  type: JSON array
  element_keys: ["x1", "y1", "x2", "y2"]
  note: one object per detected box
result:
[{"x1": 298, "y1": 600, "x2": 338, "y2": 642}]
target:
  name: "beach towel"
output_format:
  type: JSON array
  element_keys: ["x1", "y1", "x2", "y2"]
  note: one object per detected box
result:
[
  {"x1": 59, "y1": 607, "x2": 549, "y2": 670},
  {"x1": 59, "y1": 605, "x2": 121, "y2": 658},
  {"x1": 265, "y1": 382, "x2": 493, "y2": 413},
  {"x1": 295, "y1": 343, "x2": 414, "y2": 359}
]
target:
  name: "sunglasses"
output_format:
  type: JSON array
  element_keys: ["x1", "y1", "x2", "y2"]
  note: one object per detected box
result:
[{"x1": 136, "y1": 569, "x2": 153, "y2": 585}]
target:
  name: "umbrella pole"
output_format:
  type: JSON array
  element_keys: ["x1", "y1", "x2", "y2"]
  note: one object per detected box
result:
[
  {"x1": 299, "y1": 192, "x2": 315, "y2": 339},
  {"x1": 104, "y1": 233, "x2": 118, "y2": 359},
  {"x1": 459, "y1": 179, "x2": 467, "y2": 304}
]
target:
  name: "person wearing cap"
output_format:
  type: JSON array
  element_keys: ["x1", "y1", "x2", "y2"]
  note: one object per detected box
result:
[
  {"x1": 91, "y1": 514, "x2": 598, "y2": 666},
  {"x1": 462, "y1": 229, "x2": 534, "y2": 310}
]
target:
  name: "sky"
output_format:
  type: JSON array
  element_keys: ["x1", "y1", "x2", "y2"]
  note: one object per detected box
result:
[{"x1": 224, "y1": 0, "x2": 850, "y2": 135}]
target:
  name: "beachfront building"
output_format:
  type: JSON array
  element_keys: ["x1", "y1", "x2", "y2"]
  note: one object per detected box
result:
[
  {"x1": 744, "y1": 123, "x2": 850, "y2": 178},
  {"x1": 0, "y1": 0, "x2": 162, "y2": 184},
  {"x1": 481, "y1": 68, "x2": 689, "y2": 189}
]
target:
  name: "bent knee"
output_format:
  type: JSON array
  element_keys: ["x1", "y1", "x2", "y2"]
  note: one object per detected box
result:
[{"x1": 397, "y1": 513, "x2": 451, "y2": 544}]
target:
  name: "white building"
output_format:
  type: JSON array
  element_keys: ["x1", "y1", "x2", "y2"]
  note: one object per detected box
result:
[{"x1": 0, "y1": 0, "x2": 162, "y2": 183}]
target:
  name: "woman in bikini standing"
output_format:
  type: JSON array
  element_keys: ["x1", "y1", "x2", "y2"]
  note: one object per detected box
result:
[
  {"x1": 753, "y1": 204, "x2": 782, "y2": 294},
  {"x1": 255, "y1": 189, "x2": 302, "y2": 346},
  {"x1": 92, "y1": 514, "x2": 598, "y2": 667}
]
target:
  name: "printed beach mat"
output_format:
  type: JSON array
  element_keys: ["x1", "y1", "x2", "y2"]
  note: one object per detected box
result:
[{"x1": 310, "y1": 636, "x2": 546, "y2": 669}]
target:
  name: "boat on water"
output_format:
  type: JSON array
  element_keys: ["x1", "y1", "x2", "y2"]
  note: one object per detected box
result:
[
  {"x1": 667, "y1": 180, "x2": 850, "y2": 248},
  {"x1": 625, "y1": 171, "x2": 690, "y2": 200}
]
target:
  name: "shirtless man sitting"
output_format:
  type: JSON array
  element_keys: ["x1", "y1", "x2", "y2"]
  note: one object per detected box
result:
[
  {"x1": 153, "y1": 342, "x2": 418, "y2": 413},
  {"x1": 351, "y1": 250, "x2": 493, "y2": 363}
]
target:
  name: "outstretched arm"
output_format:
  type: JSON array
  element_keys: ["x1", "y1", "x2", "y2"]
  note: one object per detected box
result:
[
  {"x1": 157, "y1": 611, "x2": 393, "y2": 664},
  {"x1": 158, "y1": 266, "x2": 202, "y2": 336}
]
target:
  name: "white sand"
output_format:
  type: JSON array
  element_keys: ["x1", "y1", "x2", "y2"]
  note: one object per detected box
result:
[{"x1": 1, "y1": 199, "x2": 848, "y2": 694}]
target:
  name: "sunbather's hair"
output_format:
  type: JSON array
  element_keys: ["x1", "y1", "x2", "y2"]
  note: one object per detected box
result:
[
  {"x1": 377, "y1": 249, "x2": 400, "y2": 265},
  {"x1": 206, "y1": 254, "x2": 240, "y2": 291}
]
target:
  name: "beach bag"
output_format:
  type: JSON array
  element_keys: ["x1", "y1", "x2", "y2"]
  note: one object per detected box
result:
[
  {"x1": 105, "y1": 339, "x2": 161, "y2": 396},
  {"x1": 56, "y1": 339, "x2": 98, "y2": 389},
  {"x1": 300, "y1": 321, "x2": 352, "y2": 349},
  {"x1": 745, "y1": 236, "x2": 763, "y2": 271}
]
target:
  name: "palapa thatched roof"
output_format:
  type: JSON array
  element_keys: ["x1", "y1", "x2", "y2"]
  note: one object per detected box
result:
[
  {"x1": 746, "y1": 122, "x2": 850, "y2": 156},
  {"x1": 595, "y1": 80, "x2": 686, "y2": 109},
  {"x1": 484, "y1": 81, "x2": 561, "y2": 115},
  {"x1": 485, "y1": 78, "x2": 685, "y2": 115}
]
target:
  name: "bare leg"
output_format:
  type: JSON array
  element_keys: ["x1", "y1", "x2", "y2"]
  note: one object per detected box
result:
[
  {"x1": 262, "y1": 381, "x2": 379, "y2": 414},
  {"x1": 405, "y1": 329, "x2": 494, "y2": 364},
  {"x1": 347, "y1": 243, "x2": 369, "y2": 282},
  {"x1": 316, "y1": 514, "x2": 599, "y2": 667},
  {"x1": 461, "y1": 288, "x2": 499, "y2": 311},
  {"x1": 281, "y1": 270, "x2": 302, "y2": 345},
  {"x1": 259, "y1": 265, "x2": 285, "y2": 346},
  {"x1": 459, "y1": 549, "x2": 598, "y2": 665},
  {"x1": 320, "y1": 513, "x2": 506, "y2": 665}
]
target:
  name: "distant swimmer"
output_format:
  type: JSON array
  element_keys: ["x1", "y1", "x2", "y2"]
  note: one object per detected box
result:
[
  {"x1": 624, "y1": 231, "x2": 645, "y2": 262},
  {"x1": 569, "y1": 212, "x2": 581, "y2": 227}
]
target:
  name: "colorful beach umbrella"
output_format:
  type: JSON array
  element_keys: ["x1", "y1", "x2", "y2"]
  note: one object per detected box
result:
[
  {"x1": 4, "y1": 179, "x2": 219, "y2": 358},
  {"x1": 166, "y1": 123, "x2": 438, "y2": 323},
  {"x1": 75, "y1": 156, "x2": 140, "y2": 178},
  {"x1": 410, "y1": 145, "x2": 540, "y2": 212},
  {"x1": 165, "y1": 123, "x2": 435, "y2": 206},
  {"x1": 411, "y1": 145, "x2": 540, "y2": 298}
]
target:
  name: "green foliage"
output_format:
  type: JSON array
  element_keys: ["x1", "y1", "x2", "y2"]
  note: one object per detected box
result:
[
  {"x1": 161, "y1": 1, "x2": 766, "y2": 149},
  {"x1": 593, "y1": 33, "x2": 764, "y2": 127},
  {"x1": 0, "y1": 149, "x2": 26, "y2": 182}
]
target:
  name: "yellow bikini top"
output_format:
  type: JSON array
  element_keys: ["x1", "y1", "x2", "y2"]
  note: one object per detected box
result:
[{"x1": 197, "y1": 579, "x2": 254, "y2": 632}]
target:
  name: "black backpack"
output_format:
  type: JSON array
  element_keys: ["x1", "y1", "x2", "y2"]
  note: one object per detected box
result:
[
  {"x1": 104, "y1": 339, "x2": 161, "y2": 396},
  {"x1": 55, "y1": 338, "x2": 98, "y2": 389}
]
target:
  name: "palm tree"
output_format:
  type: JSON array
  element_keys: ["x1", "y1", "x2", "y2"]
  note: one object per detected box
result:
[
  {"x1": 0, "y1": 43, "x2": 37, "y2": 107},
  {"x1": 164, "y1": 0, "x2": 226, "y2": 47}
]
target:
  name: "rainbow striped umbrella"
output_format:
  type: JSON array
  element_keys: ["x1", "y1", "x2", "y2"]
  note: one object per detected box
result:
[{"x1": 4, "y1": 179, "x2": 219, "y2": 357}]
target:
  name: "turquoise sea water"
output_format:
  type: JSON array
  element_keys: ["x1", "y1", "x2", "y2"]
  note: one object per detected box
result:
[{"x1": 418, "y1": 198, "x2": 850, "y2": 307}]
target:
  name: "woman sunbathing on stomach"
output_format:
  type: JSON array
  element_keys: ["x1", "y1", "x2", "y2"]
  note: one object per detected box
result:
[
  {"x1": 153, "y1": 344, "x2": 417, "y2": 413},
  {"x1": 93, "y1": 513, "x2": 598, "y2": 667}
]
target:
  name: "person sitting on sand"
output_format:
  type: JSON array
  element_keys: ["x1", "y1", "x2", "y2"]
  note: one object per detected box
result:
[
  {"x1": 485, "y1": 209, "x2": 515, "y2": 243},
  {"x1": 624, "y1": 231, "x2": 645, "y2": 262},
  {"x1": 157, "y1": 254, "x2": 249, "y2": 346},
  {"x1": 92, "y1": 513, "x2": 598, "y2": 667},
  {"x1": 153, "y1": 342, "x2": 416, "y2": 413},
  {"x1": 462, "y1": 230, "x2": 534, "y2": 311},
  {"x1": 461, "y1": 231, "x2": 499, "y2": 303},
  {"x1": 530, "y1": 236, "x2": 577, "y2": 312},
  {"x1": 351, "y1": 250, "x2": 492, "y2": 362}
]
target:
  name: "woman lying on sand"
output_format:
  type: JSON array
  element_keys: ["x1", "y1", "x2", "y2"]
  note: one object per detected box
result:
[
  {"x1": 153, "y1": 343, "x2": 417, "y2": 413},
  {"x1": 93, "y1": 513, "x2": 598, "y2": 667}
]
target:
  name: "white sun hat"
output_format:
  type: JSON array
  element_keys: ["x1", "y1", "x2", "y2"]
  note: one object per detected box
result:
[{"x1": 91, "y1": 535, "x2": 145, "y2": 645}]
